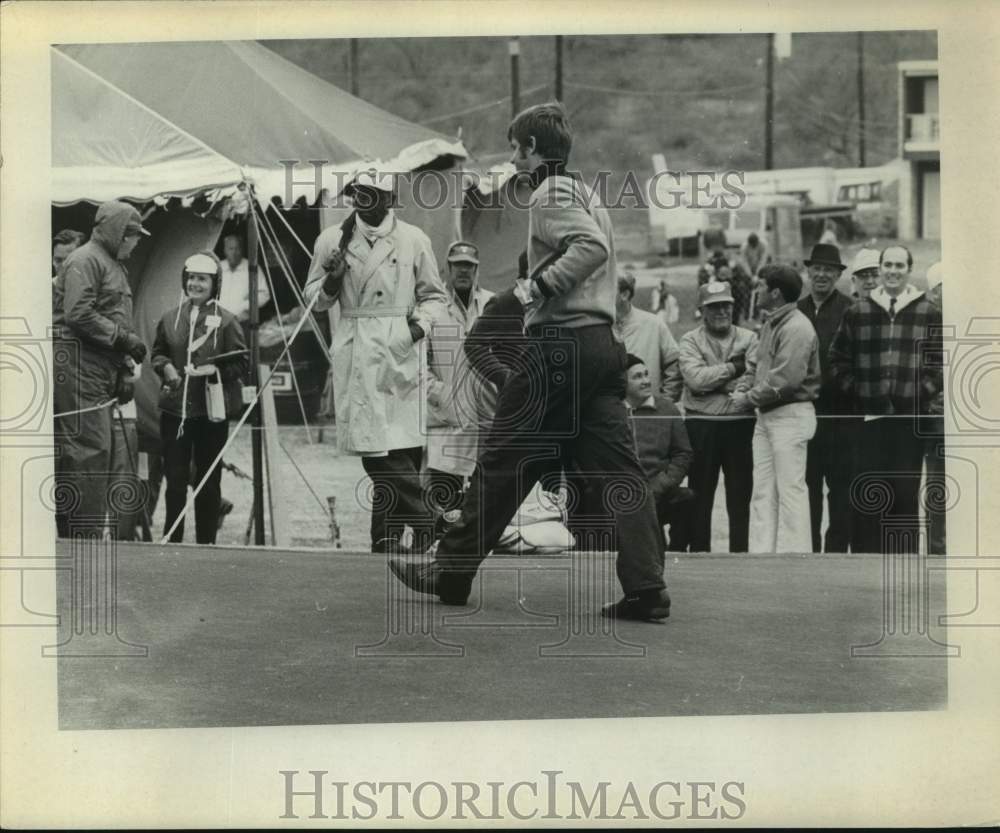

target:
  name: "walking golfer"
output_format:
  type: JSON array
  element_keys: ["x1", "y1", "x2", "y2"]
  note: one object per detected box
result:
[{"x1": 389, "y1": 102, "x2": 673, "y2": 622}]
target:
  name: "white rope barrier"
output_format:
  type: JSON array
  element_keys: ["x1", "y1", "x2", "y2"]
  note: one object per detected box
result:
[
  {"x1": 159, "y1": 288, "x2": 324, "y2": 544},
  {"x1": 53, "y1": 398, "x2": 117, "y2": 419}
]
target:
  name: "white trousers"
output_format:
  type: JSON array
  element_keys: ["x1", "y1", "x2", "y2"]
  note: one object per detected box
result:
[{"x1": 749, "y1": 401, "x2": 817, "y2": 553}]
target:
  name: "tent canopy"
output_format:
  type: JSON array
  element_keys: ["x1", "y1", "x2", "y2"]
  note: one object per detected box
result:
[{"x1": 52, "y1": 40, "x2": 467, "y2": 204}]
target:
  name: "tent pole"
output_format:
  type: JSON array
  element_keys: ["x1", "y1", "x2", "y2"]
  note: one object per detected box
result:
[{"x1": 247, "y1": 193, "x2": 266, "y2": 546}]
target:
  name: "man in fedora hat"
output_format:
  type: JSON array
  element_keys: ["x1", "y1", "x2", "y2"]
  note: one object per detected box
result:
[{"x1": 798, "y1": 242, "x2": 854, "y2": 552}]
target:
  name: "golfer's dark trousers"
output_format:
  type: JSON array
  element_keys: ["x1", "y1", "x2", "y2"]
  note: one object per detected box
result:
[
  {"x1": 161, "y1": 413, "x2": 227, "y2": 545},
  {"x1": 434, "y1": 324, "x2": 666, "y2": 598},
  {"x1": 425, "y1": 468, "x2": 466, "y2": 515},
  {"x1": 805, "y1": 415, "x2": 856, "y2": 552},
  {"x1": 362, "y1": 446, "x2": 434, "y2": 553},
  {"x1": 853, "y1": 417, "x2": 926, "y2": 555},
  {"x1": 684, "y1": 415, "x2": 755, "y2": 552}
]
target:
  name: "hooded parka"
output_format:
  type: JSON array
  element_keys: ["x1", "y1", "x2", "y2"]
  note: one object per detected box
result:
[{"x1": 52, "y1": 200, "x2": 145, "y2": 532}]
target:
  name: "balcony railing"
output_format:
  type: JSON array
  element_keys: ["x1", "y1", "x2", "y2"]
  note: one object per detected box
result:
[{"x1": 906, "y1": 113, "x2": 940, "y2": 143}]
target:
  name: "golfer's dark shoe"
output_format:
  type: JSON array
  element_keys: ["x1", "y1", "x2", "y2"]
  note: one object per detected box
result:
[
  {"x1": 601, "y1": 589, "x2": 671, "y2": 622},
  {"x1": 387, "y1": 558, "x2": 469, "y2": 606}
]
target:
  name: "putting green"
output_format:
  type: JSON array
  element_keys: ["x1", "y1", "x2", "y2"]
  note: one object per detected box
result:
[{"x1": 54, "y1": 542, "x2": 949, "y2": 729}]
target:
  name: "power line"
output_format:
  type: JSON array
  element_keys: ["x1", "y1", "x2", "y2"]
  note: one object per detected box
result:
[
  {"x1": 419, "y1": 83, "x2": 548, "y2": 125},
  {"x1": 564, "y1": 79, "x2": 759, "y2": 98}
]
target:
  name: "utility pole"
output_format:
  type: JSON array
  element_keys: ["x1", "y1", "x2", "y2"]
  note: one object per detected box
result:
[
  {"x1": 554, "y1": 35, "x2": 564, "y2": 101},
  {"x1": 509, "y1": 36, "x2": 520, "y2": 118},
  {"x1": 349, "y1": 38, "x2": 359, "y2": 97},
  {"x1": 857, "y1": 32, "x2": 866, "y2": 167},
  {"x1": 764, "y1": 33, "x2": 775, "y2": 170}
]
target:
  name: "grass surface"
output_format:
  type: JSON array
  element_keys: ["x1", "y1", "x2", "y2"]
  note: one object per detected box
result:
[{"x1": 56, "y1": 544, "x2": 949, "y2": 730}]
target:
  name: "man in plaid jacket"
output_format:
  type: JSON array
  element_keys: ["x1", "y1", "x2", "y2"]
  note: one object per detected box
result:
[{"x1": 828, "y1": 245, "x2": 944, "y2": 554}]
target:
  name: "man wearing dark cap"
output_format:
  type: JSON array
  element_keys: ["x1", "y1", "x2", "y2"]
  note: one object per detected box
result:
[
  {"x1": 678, "y1": 280, "x2": 758, "y2": 552},
  {"x1": 52, "y1": 200, "x2": 150, "y2": 536},
  {"x1": 424, "y1": 241, "x2": 494, "y2": 516},
  {"x1": 304, "y1": 167, "x2": 448, "y2": 553},
  {"x1": 614, "y1": 271, "x2": 681, "y2": 401},
  {"x1": 731, "y1": 265, "x2": 820, "y2": 553},
  {"x1": 798, "y1": 242, "x2": 854, "y2": 552}
]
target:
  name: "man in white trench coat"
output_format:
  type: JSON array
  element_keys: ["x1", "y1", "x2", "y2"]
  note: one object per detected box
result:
[{"x1": 305, "y1": 169, "x2": 448, "y2": 553}]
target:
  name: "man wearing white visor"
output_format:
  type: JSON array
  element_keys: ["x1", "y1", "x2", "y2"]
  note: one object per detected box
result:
[{"x1": 305, "y1": 167, "x2": 448, "y2": 553}]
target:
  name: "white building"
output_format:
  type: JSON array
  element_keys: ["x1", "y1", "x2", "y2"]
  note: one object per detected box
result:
[{"x1": 897, "y1": 60, "x2": 940, "y2": 239}]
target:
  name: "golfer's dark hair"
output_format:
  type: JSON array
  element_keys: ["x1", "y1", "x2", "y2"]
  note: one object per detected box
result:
[
  {"x1": 53, "y1": 229, "x2": 86, "y2": 248},
  {"x1": 507, "y1": 102, "x2": 572, "y2": 163},
  {"x1": 880, "y1": 244, "x2": 913, "y2": 270},
  {"x1": 760, "y1": 263, "x2": 803, "y2": 303},
  {"x1": 625, "y1": 353, "x2": 646, "y2": 371},
  {"x1": 617, "y1": 276, "x2": 636, "y2": 298}
]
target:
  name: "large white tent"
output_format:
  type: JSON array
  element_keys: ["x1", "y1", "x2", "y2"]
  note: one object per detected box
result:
[{"x1": 51, "y1": 40, "x2": 469, "y2": 443}]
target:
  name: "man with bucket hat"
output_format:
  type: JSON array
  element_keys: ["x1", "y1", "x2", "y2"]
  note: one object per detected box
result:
[
  {"x1": 304, "y1": 166, "x2": 448, "y2": 554},
  {"x1": 798, "y1": 242, "x2": 855, "y2": 552},
  {"x1": 677, "y1": 280, "x2": 758, "y2": 552},
  {"x1": 849, "y1": 247, "x2": 882, "y2": 301}
]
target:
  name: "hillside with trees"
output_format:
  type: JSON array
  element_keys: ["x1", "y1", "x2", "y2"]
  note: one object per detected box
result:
[{"x1": 264, "y1": 32, "x2": 937, "y2": 233}]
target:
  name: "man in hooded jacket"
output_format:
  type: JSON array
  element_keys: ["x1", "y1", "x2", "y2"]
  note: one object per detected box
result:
[{"x1": 52, "y1": 200, "x2": 150, "y2": 536}]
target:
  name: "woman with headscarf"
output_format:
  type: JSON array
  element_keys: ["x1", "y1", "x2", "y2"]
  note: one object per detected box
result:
[{"x1": 151, "y1": 251, "x2": 247, "y2": 544}]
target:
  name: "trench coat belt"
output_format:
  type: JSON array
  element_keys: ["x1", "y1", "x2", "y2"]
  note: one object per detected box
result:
[{"x1": 340, "y1": 307, "x2": 410, "y2": 318}]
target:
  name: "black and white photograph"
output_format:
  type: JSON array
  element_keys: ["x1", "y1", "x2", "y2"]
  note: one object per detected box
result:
[{"x1": 2, "y1": 1, "x2": 998, "y2": 828}]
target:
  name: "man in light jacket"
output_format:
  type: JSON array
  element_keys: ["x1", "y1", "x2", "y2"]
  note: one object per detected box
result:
[
  {"x1": 424, "y1": 241, "x2": 494, "y2": 515},
  {"x1": 731, "y1": 264, "x2": 820, "y2": 553},
  {"x1": 677, "y1": 281, "x2": 758, "y2": 552},
  {"x1": 304, "y1": 168, "x2": 448, "y2": 553}
]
